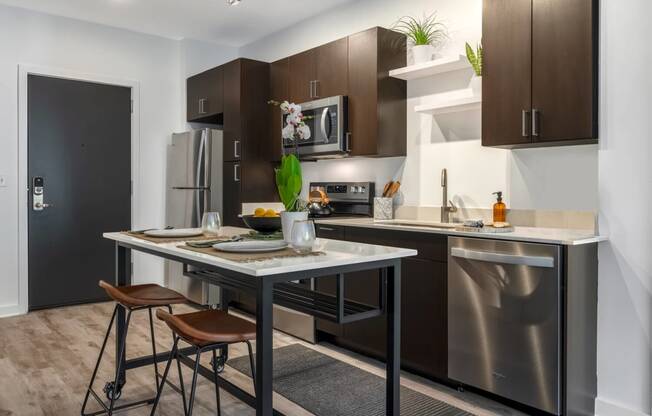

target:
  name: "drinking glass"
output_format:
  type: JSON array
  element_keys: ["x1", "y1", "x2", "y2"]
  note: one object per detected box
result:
[
  {"x1": 201, "y1": 212, "x2": 222, "y2": 236},
  {"x1": 290, "y1": 220, "x2": 316, "y2": 253}
]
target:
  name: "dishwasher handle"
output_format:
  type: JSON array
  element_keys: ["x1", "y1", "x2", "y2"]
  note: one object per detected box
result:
[{"x1": 450, "y1": 247, "x2": 555, "y2": 268}]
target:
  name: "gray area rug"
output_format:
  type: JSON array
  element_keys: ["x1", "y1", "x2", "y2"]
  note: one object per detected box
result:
[{"x1": 227, "y1": 344, "x2": 474, "y2": 416}]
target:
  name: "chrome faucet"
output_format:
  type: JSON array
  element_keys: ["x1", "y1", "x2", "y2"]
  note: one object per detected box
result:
[{"x1": 441, "y1": 168, "x2": 457, "y2": 223}]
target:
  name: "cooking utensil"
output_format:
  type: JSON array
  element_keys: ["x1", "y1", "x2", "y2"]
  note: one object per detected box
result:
[
  {"x1": 382, "y1": 181, "x2": 393, "y2": 197},
  {"x1": 387, "y1": 181, "x2": 401, "y2": 198}
]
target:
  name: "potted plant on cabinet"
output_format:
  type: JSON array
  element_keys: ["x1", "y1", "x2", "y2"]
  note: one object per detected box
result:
[
  {"x1": 269, "y1": 100, "x2": 310, "y2": 242},
  {"x1": 394, "y1": 12, "x2": 448, "y2": 64},
  {"x1": 466, "y1": 41, "x2": 483, "y2": 96}
]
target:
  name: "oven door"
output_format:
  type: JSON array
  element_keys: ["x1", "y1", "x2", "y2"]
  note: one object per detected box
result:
[{"x1": 282, "y1": 96, "x2": 348, "y2": 156}]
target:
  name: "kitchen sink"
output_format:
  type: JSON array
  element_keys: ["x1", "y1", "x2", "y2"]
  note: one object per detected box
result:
[{"x1": 374, "y1": 219, "x2": 461, "y2": 229}]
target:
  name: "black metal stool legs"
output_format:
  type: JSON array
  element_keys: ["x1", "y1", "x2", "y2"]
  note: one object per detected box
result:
[
  {"x1": 246, "y1": 340, "x2": 256, "y2": 396},
  {"x1": 149, "y1": 336, "x2": 181, "y2": 416},
  {"x1": 212, "y1": 349, "x2": 222, "y2": 416},
  {"x1": 81, "y1": 305, "x2": 118, "y2": 415}
]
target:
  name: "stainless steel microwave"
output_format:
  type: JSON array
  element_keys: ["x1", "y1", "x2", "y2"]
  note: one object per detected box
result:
[{"x1": 282, "y1": 95, "x2": 348, "y2": 157}]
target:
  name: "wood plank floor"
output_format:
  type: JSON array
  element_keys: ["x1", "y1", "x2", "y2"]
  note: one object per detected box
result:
[{"x1": 0, "y1": 303, "x2": 525, "y2": 416}]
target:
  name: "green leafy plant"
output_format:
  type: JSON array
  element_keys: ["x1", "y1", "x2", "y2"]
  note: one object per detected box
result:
[
  {"x1": 466, "y1": 42, "x2": 483, "y2": 76},
  {"x1": 275, "y1": 154, "x2": 303, "y2": 212},
  {"x1": 393, "y1": 12, "x2": 448, "y2": 46}
]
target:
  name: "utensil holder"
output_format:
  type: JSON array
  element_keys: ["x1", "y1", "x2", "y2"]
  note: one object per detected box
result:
[{"x1": 374, "y1": 197, "x2": 393, "y2": 220}]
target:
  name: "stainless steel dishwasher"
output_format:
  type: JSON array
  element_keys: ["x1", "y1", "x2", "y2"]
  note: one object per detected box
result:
[{"x1": 448, "y1": 236, "x2": 562, "y2": 415}]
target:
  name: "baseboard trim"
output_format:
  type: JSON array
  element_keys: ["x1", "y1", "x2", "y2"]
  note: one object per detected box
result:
[
  {"x1": 0, "y1": 304, "x2": 26, "y2": 318},
  {"x1": 596, "y1": 398, "x2": 649, "y2": 416}
]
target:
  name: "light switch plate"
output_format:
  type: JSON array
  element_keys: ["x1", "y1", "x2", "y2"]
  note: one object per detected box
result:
[{"x1": 0, "y1": 175, "x2": 6, "y2": 187}]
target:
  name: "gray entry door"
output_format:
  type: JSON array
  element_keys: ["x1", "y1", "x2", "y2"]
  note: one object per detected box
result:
[{"x1": 28, "y1": 75, "x2": 131, "y2": 310}]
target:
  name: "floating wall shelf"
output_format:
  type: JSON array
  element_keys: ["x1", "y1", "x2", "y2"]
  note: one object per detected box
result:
[
  {"x1": 415, "y1": 89, "x2": 481, "y2": 115},
  {"x1": 389, "y1": 54, "x2": 471, "y2": 81}
]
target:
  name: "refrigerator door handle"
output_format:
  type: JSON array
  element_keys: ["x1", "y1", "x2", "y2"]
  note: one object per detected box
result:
[{"x1": 195, "y1": 131, "x2": 207, "y2": 223}]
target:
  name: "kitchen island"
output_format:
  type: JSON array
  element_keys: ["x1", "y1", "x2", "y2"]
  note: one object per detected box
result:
[{"x1": 103, "y1": 228, "x2": 416, "y2": 416}]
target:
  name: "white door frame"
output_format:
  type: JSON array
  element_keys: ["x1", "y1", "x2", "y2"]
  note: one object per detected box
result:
[{"x1": 12, "y1": 64, "x2": 140, "y2": 317}]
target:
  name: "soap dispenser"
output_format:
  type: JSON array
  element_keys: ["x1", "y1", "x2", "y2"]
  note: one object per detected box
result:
[{"x1": 492, "y1": 191, "x2": 506, "y2": 223}]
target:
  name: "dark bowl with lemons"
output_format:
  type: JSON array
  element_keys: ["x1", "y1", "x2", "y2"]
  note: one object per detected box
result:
[{"x1": 241, "y1": 209, "x2": 282, "y2": 234}]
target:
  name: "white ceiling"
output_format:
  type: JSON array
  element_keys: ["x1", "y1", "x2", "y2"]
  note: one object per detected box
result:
[{"x1": 0, "y1": 0, "x2": 359, "y2": 46}]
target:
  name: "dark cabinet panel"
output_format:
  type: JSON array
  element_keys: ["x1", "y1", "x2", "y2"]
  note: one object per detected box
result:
[
  {"x1": 482, "y1": 0, "x2": 532, "y2": 147},
  {"x1": 482, "y1": 0, "x2": 598, "y2": 148},
  {"x1": 223, "y1": 161, "x2": 243, "y2": 227},
  {"x1": 269, "y1": 58, "x2": 289, "y2": 161},
  {"x1": 347, "y1": 29, "x2": 379, "y2": 156},
  {"x1": 288, "y1": 49, "x2": 316, "y2": 104},
  {"x1": 401, "y1": 259, "x2": 447, "y2": 379},
  {"x1": 187, "y1": 67, "x2": 223, "y2": 123},
  {"x1": 532, "y1": 0, "x2": 597, "y2": 143},
  {"x1": 314, "y1": 224, "x2": 346, "y2": 337},
  {"x1": 348, "y1": 27, "x2": 407, "y2": 157},
  {"x1": 223, "y1": 60, "x2": 241, "y2": 162},
  {"x1": 314, "y1": 38, "x2": 349, "y2": 99}
]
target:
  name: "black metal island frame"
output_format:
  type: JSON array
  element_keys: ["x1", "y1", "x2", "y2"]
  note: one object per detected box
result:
[{"x1": 103, "y1": 230, "x2": 417, "y2": 416}]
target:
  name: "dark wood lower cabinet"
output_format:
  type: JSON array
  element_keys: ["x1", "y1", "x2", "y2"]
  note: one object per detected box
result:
[{"x1": 315, "y1": 225, "x2": 448, "y2": 381}]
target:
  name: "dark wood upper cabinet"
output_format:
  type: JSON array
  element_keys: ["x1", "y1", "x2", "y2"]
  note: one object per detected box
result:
[
  {"x1": 288, "y1": 49, "x2": 316, "y2": 104},
  {"x1": 187, "y1": 66, "x2": 223, "y2": 123},
  {"x1": 314, "y1": 38, "x2": 349, "y2": 98},
  {"x1": 482, "y1": 0, "x2": 532, "y2": 147},
  {"x1": 269, "y1": 58, "x2": 289, "y2": 161},
  {"x1": 222, "y1": 60, "x2": 242, "y2": 162},
  {"x1": 531, "y1": 0, "x2": 598, "y2": 143},
  {"x1": 348, "y1": 27, "x2": 407, "y2": 157},
  {"x1": 482, "y1": 0, "x2": 598, "y2": 148}
]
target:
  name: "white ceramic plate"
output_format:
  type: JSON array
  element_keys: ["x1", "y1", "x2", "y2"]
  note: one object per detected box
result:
[
  {"x1": 213, "y1": 240, "x2": 288, "y2": 253},
  {"x1": 144, "y1": 228, "x2": 203, "y2": 238}
]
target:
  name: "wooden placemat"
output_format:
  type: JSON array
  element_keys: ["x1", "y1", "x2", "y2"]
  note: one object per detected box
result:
[
  {"x1": 121, "y1": 231, "x2": 231, "y2": 244},
  {"x1": 178, "y1": 244, "x2": 325, "y2": 263}
]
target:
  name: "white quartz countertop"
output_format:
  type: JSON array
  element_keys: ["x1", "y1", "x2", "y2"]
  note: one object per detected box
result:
[
  {"x1": 314, "y1": 218, "x2": 608, "y2": 246},
  {"x1": 103, "y1": 227, "x2": 417, "y2": 277}
]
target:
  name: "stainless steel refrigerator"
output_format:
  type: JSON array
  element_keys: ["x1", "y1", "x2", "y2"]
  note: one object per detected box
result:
[{"x1": 165, "y1": 128, "x2": 223, "y2": 305}]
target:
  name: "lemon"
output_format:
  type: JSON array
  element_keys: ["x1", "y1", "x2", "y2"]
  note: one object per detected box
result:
[
  {"x1": 264, "y1": 209, "x2": 278, "y2": 217},
  {"x1": 254, "y1": 207, "x2": 266, "y2": 217}
]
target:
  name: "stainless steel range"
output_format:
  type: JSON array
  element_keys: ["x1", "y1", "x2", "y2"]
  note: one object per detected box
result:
[{"x1": 308, "y1": 181, "x2": 375, "y2": 218}]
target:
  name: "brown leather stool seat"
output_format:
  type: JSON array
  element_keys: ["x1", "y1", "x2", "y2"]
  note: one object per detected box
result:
[
  {"x1": 156, "y1": 309, "x2": 256, "y2": 346},
  {"x1": 99, "y1": 280, "x2": 186, "y2": 308}
]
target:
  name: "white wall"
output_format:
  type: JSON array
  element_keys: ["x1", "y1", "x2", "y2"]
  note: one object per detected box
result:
[
  {"x1": 0, "y1": 4, "x2": 237, "y2": 316},
  {"x1": 596, "y1": 1, "x2": 652, "y2": 415},
  {"x1": 240, "y1": 0, "x2": 599, "y2": 212}
]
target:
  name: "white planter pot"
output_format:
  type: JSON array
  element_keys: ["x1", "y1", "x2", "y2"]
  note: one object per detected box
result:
[
  {"x1": 411, "y1": 45, "x2": 434, "y2": 64},
  {"x1": 280, "y1": 211, "x2": 309, "y2": 243},
  {"x1": 469, "y1": 75, "x2": 482, "y2": 96}
]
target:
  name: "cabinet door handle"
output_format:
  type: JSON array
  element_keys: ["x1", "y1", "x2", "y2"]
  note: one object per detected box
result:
[
  {"x1": 532, "y1": 109, "x2": 540, "y2": 137},
  {"x1": 234, "y1": 164, "x2": 240, "y2": 182},
  {"x1": 199, "y1": 98, "x2": 208, "y2": 115},
  {"x1": 234, "y1": 140, "x2": 240, "y2": 158},
  {"x1": 314, "y1": 80, "x2": 319, "y2": 98},
  {"x1": 318, "y1": 226, "x2": 336, "y2": 232},
  {"x1": 522, "y1": 109, "x2": 530, "y2": 137}
]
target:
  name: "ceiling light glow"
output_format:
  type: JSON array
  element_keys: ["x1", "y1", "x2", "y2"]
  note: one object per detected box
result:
[{"x1": 226, "y1": 0, "x2": 242, "y2": 5}]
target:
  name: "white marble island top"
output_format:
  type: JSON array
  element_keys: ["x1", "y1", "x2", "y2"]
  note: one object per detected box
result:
[
  {"x1": 104, "y1": 227, "x2": 417, "y2": 277},
  {"x1": 315, "y1": 217, "x2": 608, "y2": 246}
]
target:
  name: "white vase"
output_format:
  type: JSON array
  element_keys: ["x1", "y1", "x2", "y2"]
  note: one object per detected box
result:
[
  {"x1": 411, "y1": 45, "x2": 434, "y2": 64},
  {"x1": 280, "y1": 211, "x2": 309, "y2": 243},
  {"x1": 469, "y1": 75, "x2": 482, "y2": 97}
]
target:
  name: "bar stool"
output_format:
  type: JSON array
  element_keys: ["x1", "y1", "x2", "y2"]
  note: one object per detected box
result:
[
  {"x1": 150, "y1": 309, "x2": 257, "y2": 416},
  {"x1": 81, "y1": 280, "x2": 188, "y2": 416}
]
